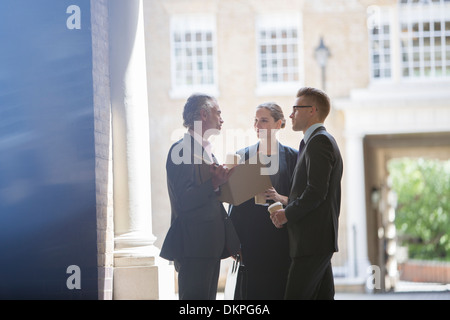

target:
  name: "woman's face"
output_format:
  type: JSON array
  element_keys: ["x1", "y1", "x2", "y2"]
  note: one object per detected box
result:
[{"x1": 254, "y1": 107, "x2": 282, "y2": 140}]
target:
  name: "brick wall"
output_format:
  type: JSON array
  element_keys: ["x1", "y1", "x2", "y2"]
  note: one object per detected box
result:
[
  {"x1": 399, "y1": 260, "x2": 450, "y2": 284},
  {"x1": 91, "y1": 0, "x2": 114, "y2": 300}
]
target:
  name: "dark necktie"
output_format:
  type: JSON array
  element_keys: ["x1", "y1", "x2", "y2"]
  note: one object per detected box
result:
[{"x1": 297, "y1": 139, "x2": 305, "y2": 161}]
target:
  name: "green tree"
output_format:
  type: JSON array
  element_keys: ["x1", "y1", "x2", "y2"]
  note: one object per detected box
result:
[{"x1": 388, "y1": 158, "x2": 450, "y2": 261}]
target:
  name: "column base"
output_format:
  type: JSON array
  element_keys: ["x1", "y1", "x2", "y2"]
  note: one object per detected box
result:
[{"x1": 113, "y1": 248, "x2": 176, "y2": 300}]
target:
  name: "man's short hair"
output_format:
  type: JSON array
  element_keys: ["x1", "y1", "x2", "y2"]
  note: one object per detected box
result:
[
  {"x1": 296, "y1": 87, "x2": 330, "y2": 121},
  {"x1": 182, "y1": 93, "x2": 216, "y2": 129}
]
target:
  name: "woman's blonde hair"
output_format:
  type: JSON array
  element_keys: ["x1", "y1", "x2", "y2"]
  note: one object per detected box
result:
[{"x1": 256, "y1": 102, "x2": 286, "y2": 128}]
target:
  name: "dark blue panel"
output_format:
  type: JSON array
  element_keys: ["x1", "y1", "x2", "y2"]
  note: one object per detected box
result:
[{"x1": 0, "y1": 0, "x2": 97, "y2": 299}]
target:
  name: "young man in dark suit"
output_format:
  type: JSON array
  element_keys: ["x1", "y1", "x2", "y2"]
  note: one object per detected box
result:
[
  {"x1": 160, "y1": 93, "x2": 236, "y2": 300},
  {"x1": 270, "y1": 87, "x2": 343, "y2": 300}
]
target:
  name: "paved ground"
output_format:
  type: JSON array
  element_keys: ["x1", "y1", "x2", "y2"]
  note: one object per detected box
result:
[
  {"x1": 335, "y1": 291, "x2": 450, "y2": 300},
  {"x1": 336, "y1": 282, "x2": 450, "y2": 300},
  {"x1": 215, "y1": 290, "x2": 450, "y2": 300},
  {"x1": 216, "y1": 282, "x2": 450, "y2": 300}
]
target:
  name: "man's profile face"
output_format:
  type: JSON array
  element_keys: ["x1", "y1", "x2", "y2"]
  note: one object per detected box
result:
[
  {"x1": 203, "y1": 102, "x2": 223, "y2": 136},
  {"x1": 290, "y1": 96, "x2": 312, "y2": 132}
]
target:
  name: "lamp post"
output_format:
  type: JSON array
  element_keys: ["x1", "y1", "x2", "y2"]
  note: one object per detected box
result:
[{"x1": 314, "y1": 37, "x2": 330, "y2": 91}]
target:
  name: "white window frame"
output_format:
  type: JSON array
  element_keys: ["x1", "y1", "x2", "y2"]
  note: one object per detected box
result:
[
  {"x1": 169, "y1": 15, "x2": 219, "y2": 99},
  {"x1": 368, "y1": 6, "x2": 394, "y2": 81},
  {"x1": 399, "y1": 0, "x2": 450, "y2": 80},
  {"x1": 255, "y1": 14, "x2": 304, "y2": 96},
  {"x1": 368, "y1": 0, "x2": 450, "y2": 83}
]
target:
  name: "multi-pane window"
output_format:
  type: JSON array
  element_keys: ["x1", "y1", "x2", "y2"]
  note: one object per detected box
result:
[
  {"x1": 368, "y1": 0, "x2": 450, "y2": 81},
  {"x1": 170, "y1": 15, "x2": 217, "y2": 96},
  {"x1": 256, "y1": 15, "x2": 302, "y2": 92},
  {"x1": 368, "y1": 6, "x2": 392, "y2": 79},
  {"x1": 399, "y1": 0, "x2": 450, "y2": 78}
]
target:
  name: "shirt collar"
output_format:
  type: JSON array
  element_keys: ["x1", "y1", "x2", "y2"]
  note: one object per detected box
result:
[
  {"x1": 188, "y1": 129, "x2": 213, "y2": 160},
  {"x1": 189, "y1": 129, "x2": 209, "y2": 147},
  {"x1": 303, "y1": 123, "x2": 324, "y2": 143}
]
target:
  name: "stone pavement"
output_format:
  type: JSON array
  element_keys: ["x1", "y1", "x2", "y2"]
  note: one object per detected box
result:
[
  {"x1": 216, "y1": 282, "x2": 450, "y2": 300},
  {"x1": 335, "y1": 291, "x2": 450, "y2": 300},
  {"x1": 336, "y1": 282, "x2": 450, "y2": 300},
  {"x1": 216, "y1": 290, "x2": 450, "y2": 300}
]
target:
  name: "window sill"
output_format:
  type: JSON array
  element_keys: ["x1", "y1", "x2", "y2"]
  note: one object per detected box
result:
[
  {"x1": 255, "y1": 82, "x2": 302, "y2": 97},
  {"x1": 169, "y1": 86, "x2": 220, "y2": 100}
]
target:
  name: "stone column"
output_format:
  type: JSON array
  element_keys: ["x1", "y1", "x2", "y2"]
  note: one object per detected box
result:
[
  {"x1": 109, "y1": 0, "x2": 174, "y2": 299},
  {"x1": 344, "y1": 133, "x2": 371, "y2": 285}
]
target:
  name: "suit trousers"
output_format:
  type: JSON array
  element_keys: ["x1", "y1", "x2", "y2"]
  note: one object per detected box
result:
[
  {"x1": 176, "y1": 258, "x2": 221, "y2": 300},
  {"x1": 284, "y1": 253, "x2": 335, "y2": 300}
]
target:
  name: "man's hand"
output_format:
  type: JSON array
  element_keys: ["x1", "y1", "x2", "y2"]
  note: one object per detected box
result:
[
  {"x1": 210, "y1": 164, "x2": 236, "y2": 190},
  {"x1": 270, "y1": 208, "x2": 288, "y2": 229}
]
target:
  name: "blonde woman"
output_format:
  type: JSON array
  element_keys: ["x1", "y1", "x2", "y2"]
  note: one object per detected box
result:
[{"x1": 229, "y1": 102, "x2": 298, "y2": 300}]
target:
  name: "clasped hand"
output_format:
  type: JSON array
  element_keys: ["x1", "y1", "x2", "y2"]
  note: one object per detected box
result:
[
  {"x1": 210, "y1": 164, "x2": 236, "y2": 190},
  {"x1": 270, "y1": 209, "x2": 288, "y2": 229}
]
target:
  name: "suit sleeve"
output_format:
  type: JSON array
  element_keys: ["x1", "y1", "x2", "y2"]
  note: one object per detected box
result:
[
  {"x1": 166, "y1": 156, "x2": 217, "y2": 216},
  {"x1": 285, "y1": 135, "x2": 335, "y2": 223}
]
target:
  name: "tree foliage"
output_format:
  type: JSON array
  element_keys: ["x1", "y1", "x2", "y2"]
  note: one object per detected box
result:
[{"x1": 388, "y1": 158, "x2": 450, "y2": 261}]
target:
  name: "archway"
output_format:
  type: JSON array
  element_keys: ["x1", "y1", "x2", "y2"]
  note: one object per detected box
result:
[{"x1": 363, "y1": 132, "x2": 450, "y2": 292}]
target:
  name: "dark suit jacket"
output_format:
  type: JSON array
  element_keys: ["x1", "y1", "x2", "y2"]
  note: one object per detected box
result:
[
  {"x1": 285, "y1": 127, "x2": 343, "y2": 257},
  {"x1": 160, "y1": 133, "x2": 229, "y2": 260}
]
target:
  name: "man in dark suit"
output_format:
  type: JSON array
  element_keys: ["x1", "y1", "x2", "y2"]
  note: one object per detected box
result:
[
  {"x1": 160, "y1": 93, "x2": 237, "y2": 300},
  {"x1": 270, "y1": 87, "x2": 343, "y2": 300}
]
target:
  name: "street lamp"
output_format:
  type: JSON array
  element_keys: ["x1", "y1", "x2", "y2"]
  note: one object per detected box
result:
[{"x1": 314, "y1": 37, "x2": 330, "y2": 91}]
